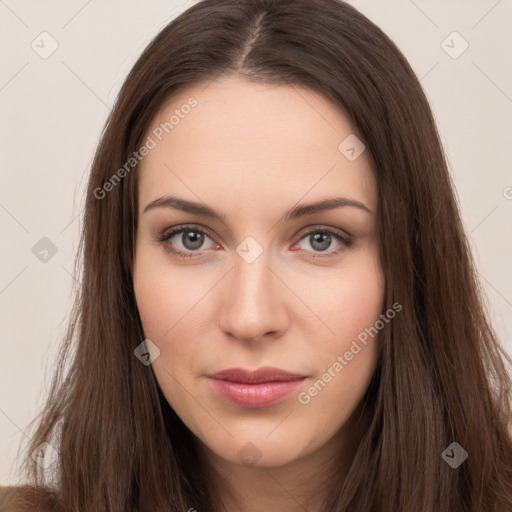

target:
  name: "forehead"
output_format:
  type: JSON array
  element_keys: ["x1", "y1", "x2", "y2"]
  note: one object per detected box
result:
[{"x1": 137, "y1": 75, "x2": 377, "y2": 217}]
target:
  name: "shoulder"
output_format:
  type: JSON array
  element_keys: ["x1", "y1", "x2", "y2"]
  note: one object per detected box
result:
[{"x1": 0, "y1": 485, "x2": 61, "y2": 512}]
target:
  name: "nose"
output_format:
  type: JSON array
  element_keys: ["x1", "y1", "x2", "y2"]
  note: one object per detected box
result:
[{"x1": 219, "y1": 249, "x2": 290, "y2": 343}]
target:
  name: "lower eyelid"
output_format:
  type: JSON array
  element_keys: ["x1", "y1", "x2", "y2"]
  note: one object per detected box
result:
[
  {"x1": 158, "y1": 226, "x2": 351, "y2": 256},
  {"x1": 158, "y1": 228, "x2": 218, "y2": 251},
  {"x1": 294, "y1": 230, "x2": 351, "y2": 254}
]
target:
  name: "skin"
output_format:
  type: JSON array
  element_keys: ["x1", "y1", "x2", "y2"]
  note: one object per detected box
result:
[{"x1": 133, "y1": 75, "x2": 384, "y2": 511}]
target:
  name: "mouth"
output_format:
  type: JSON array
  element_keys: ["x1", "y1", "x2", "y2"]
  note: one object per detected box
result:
[{"x1": 206, "y1": 366, "x2": 307, "y2": 408}]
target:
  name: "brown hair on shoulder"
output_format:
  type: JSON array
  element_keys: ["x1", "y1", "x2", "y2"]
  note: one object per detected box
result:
[{"x1": 0, "y1": 485, "x2": 63, "y2": 512}]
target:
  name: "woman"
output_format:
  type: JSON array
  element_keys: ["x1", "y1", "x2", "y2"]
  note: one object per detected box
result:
[{"x1": 2, "y1": 0, "x2": 511, "y2": 510}]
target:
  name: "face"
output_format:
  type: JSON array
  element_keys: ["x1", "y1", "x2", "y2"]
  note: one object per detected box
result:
[{"x1": 133, "y1": 75, "x2": 384, "y2": 469}]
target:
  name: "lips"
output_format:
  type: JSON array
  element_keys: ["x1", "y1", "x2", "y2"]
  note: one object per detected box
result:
[{"x1": 206, "y1": 366, "x2": 307, "y2": 408}]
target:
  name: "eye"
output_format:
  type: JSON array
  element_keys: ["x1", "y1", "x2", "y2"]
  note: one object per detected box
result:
[
  {"x1": 157, "y1": 225, "x2": 219, "y2": 259},
  {"x1": 156, "y1": 224, "x2": 352, "y2": 259},
  {"x1": 293, "y1": 227, "x2": 352, "y2": 258}
]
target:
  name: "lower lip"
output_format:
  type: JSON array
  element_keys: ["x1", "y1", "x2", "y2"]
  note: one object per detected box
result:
[{"x1": 208, "y1": 377, "x2": 306, "y2": 408}]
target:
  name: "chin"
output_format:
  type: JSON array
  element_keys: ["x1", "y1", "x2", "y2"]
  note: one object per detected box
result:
[{"x1": 205, "y1": 432, "x2": 313, "y2": 469}]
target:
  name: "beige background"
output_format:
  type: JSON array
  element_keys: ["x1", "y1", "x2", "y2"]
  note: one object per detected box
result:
[{"x1": 1, "y1": 0, "x2": 511, "y2": 485}]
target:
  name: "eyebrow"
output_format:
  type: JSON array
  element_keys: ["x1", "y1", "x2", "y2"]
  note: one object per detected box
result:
[{"x1": 143, "y1": 195, "x2": 371, "y2": 222}]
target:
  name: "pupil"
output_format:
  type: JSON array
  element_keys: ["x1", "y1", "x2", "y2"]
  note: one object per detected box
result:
[
  {"x1": 184, "y1": 230, "x2": 203, "y2": 250},
  {"x1": 311, "y1": 232, "x2": 330, "y2": 251}
]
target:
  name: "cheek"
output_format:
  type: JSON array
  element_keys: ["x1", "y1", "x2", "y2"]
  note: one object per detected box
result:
[
  {"x1": 133, "y1": 246, "x2": 208, "y2": 341},
  {"x1": 133, "y1": 246, "x2": 224, "y2": 391},
  {"x1": 133, "y1": 249, "x2": 218, "y2": 435},
  {"x1": 302, "y1": 248, "x2": 385, "y2": 353},
  {"x1": 133, "y1": 270, "x2": 174, "y2": 344},
  {"x1": 334, "y1": 270, "x2": 384, "y2": 344},
  {"x1": 303, "y1": 251, "x2": 384, "y2": 398}
]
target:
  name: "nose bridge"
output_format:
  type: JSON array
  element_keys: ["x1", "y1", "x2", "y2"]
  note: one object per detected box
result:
[
  {"x1": 220, "y1": 239, "x2": 287, "y2": 341},
  {"x1": 233, "y1": 245, "x2": 272, "y2": 307}
]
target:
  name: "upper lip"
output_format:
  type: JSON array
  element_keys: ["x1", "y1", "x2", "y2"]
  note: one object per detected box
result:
[{"x1": 207, "y1": 366, "x2": 307, "y2": 384}]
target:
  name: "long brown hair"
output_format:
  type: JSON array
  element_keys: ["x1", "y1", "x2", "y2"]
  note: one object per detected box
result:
[{"x1": 6, "y1": 0, "x2": 512, "y2": 510}]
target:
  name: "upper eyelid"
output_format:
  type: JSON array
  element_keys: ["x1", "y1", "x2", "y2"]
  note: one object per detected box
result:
[
  {"x1": 159, "y1": 224, "x2": 218, "y2": 243},
  {"x1": 159, "y1": 223, "x2": 351, "y2": 247}
]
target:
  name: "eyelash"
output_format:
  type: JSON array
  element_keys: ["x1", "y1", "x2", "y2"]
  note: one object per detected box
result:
[{"x1": 156, "y1": 224, "x2": 353, "y2": 260}]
